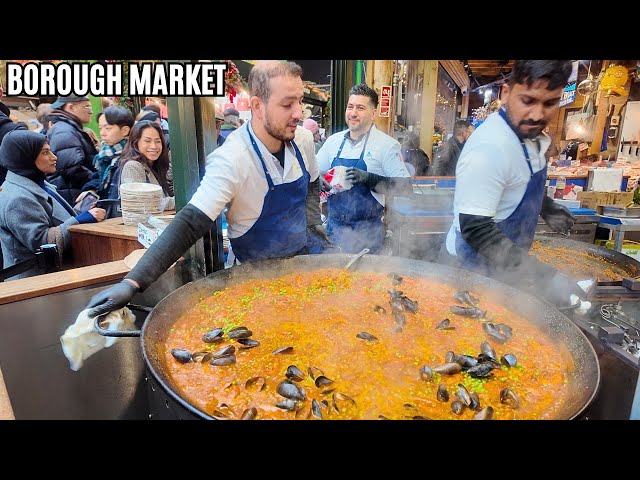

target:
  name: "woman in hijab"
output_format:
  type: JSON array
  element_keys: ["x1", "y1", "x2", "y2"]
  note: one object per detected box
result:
[
  {"x1": 0, "y1": 130, "x2": 106, "y2": 280},
  {"x1": 119, "y1": 120, "x2": 175, "y2": 210}
]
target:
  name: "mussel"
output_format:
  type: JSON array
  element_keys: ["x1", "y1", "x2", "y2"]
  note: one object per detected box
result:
[
  {"x1": 419, "y1": 365, "x2": 433, "y2": 382},
  {"x1": 210, "y1": 354, "x2": 236, "y2": 366},
  {"x1": 473, "y1": 406, "x2": 494, "y2": 420},
  {"x1": 171, "y1": 348, "x2": 192, "y2": 364},
  {"x1": 452, "y1": 290, "x2": 479, "y2": 306},
  {"x1": 356, "y1": 332, "x2": 378, "y2": 342},
  {"x1": 466, "y1": 362, "x2": 495, "y2": 378},
  {"x1": 500, "y1": 388, "x2": 520, "y2": 409},
  {"x1": 315, "y1": 375, "x2": 334, "y2": 388},
  {"x1": 241, "y1": 407, "x2": 258, "y2": 420},
  {"x1": 451, "y1": 400, "x2": 466, "y2": 415},
  {"x1": 373, "y1": 305, "x2": 387, "y2": 314},
  {"x1": 500, "y1": 353, "x2": 517, "y2": 368},
  {"x1": 436, "y1": 319, "x2": 455, "y2": 331},
  {"x1": 276, "y1": 380, "x2": 306, "y2": 401},
  {"x1": 273, "y1": 346, "x2": 294, "y2": 355},
  {"x1": 436, "y1": 384, "x2": 449, "y2": 402},
  {"x1": 285, "y1": 365, "x2": 305, "y2": 382},
  {"x1": 202, "y1": 328, "x2": 224, "y2": 343},
  {"x1": 227, "y1": 326, "x2": 253, "y2": 339},
  {"x1": 432, "y1": 363, "x2": 462, "y2": 375},
  {"x1": 449, "y1": 305, "x2": 486, "y2": 319},
  {"x1": 237, "y1": 338, "x2": 260, "y2": 349}
]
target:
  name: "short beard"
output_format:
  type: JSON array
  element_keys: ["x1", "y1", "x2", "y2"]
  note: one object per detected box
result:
[
  {"x1": 264, "y1": 113, "x2": 295, "y2": 143},
  {"x1": 517, "y1": 125, "x2": 545, "y2": 139}
]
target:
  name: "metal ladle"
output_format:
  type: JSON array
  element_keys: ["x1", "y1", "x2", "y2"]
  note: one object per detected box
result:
[{"x1": 344, "y1": 248, "x2": 370, "y2": 270}]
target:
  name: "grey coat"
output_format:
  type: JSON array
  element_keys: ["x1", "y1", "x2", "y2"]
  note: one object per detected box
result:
[{"x1": 0, "y1": 171, "x2": 79, "y2": 280}]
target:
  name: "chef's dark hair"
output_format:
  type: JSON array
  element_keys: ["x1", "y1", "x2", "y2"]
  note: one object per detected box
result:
[
  {"x1": 349, "y1": 83, "x2": 378, "y2": 108},
  {"x1": 97, "y1": 106, "x2": 135, "y2": 129},
  {"x1": 509, "y1": 60, "x2": 573, "y2": 91}
]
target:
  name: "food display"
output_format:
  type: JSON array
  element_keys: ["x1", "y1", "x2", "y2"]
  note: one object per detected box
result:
[
  {"x1": 530, "y1": 240, "x2": 633, "y2": 281},
  {"x1": 162, "y1": 268, "x2": 576, "y2": 420}
]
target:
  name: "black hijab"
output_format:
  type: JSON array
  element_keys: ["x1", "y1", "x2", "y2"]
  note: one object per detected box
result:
[{"x1": 0, "y1": 129, "x2": 48, "y2": 183}]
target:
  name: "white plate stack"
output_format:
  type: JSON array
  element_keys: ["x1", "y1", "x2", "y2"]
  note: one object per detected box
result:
[{"x1": 120, "y1": 182, "x2": 165, "y2": 226}]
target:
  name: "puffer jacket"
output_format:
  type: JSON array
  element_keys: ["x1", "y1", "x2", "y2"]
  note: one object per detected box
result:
[{"x1": 46, "y1": 112, "x2": 97, "y2": 204}]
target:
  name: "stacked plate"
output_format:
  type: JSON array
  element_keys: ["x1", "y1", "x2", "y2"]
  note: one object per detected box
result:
[{"x1": 120, "y1": 182, "x2": 164, "y2": 226}]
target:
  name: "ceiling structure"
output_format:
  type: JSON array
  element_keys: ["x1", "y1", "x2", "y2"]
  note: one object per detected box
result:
[{"x1": 464, "y1": 60, "x2": 514, "y2": 91}]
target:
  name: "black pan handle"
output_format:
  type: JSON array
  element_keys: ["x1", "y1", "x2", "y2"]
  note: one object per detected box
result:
[{"x1": 93, "y1": 304, "x2": 152, "y2": 337}]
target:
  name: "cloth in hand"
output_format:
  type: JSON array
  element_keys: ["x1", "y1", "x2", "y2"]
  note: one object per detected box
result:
[{"x1": 60, "y1": 307, "x2": 135, "y2": 371}]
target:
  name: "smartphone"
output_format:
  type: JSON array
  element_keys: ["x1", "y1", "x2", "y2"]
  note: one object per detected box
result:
[{"x1": 74, "y1": 192, "x2": 99, "y2": 213}]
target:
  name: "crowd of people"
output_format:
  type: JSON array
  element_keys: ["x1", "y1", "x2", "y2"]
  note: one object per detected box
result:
[
  {"x1": 0, "y1": 60, "x2": 585, "y2": 316},
  {"x1": 0, "y1": 91, "x2": 177, "y2": 280}
]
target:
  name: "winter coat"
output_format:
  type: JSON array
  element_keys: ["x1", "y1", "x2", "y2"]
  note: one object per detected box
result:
[{"x1": 46, "y1": 112, "x2": 97, "y2": 204}]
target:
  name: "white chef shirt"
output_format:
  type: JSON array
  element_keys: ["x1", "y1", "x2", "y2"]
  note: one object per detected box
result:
[
  {"x1": 189, "y1": 121, "x2": 319, "y2": 239},
  {"x1": 445, "y1": 110, "x2": 550, "y2": 255},
  {"x1": 316, "y1": 125, "x2": 409, "y2": 207}
]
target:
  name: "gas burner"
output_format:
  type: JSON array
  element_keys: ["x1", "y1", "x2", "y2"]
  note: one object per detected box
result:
[{"x1": 596, "y1": 302, "x2": 640, "y2": 359}]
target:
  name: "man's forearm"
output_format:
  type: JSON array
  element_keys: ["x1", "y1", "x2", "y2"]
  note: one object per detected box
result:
[
  {"x1": 125, "y1": 204, "x2": 215, "y2": 290},
  {"x1": 306, "y1": 176, "x2": 322, "y2": 227},
  {"x1": 459, "y1": 213, "x2": 552, "y2": 280}
]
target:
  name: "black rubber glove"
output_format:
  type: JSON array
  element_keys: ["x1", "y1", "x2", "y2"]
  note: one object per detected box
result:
[
  {"x1": 309, "y1": 224, "x2": 332, "y2": 244},
  {"x1": 540, "y1": 196, "x2": 576, "y2": 234},
  {"x1": 87, "y1": 280, "x2": 138, "y2": 318},
  {"x1": 345, "y1": 167, "x2": 381, "y2": 190},
  {"x1": 320, "y1": 176, "x2": 332, "y2": 193},
  {"x1": 540, "y1": 271, "x2": 585, "y2": 307}
]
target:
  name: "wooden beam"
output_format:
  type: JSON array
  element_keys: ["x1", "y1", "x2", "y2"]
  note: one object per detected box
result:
[
  {"x1": 367, "y1": 60, "x2": 394, "y2": 135},
  {"x1": 419, "y1": 61, "x2": 439, "y2": 158}
]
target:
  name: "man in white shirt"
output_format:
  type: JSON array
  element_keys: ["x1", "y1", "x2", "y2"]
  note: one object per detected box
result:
[
  {"x1": 86, "y1": 61, "x2": 334, "y2": 316},
  {"x1": 317, "y1": 83, "x2": 411, "y2": 253},
  {"x1": 442, "y1": 60, "x2": 583, "y2": 307}
]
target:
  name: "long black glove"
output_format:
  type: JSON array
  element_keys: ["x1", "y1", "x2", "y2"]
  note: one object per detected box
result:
[
  {"x1": 308, "y1": 224, "x2": 332, "y2": 244},
  {"x1": 459, "y1": 213, "x2": 584, "y2": 307},
  {"x1": 540, "y1": 195, "x2": 575, "y2": 234},
  {"x1": 87, "y1": 280, "x2": 138, "y2": 318},
  {"x1": 345, "y1": 167, "x2": 413, "y2": 196}
]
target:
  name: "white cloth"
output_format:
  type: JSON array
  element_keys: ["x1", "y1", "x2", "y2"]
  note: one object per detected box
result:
[
  {"x1": 316, "y1": 125, "x2": 410, "y2": 207},
  {"x1": 60, "y1": 307, "x2": 135, "y2": 371},
  {"x1": 189, "y1": 121, "x2": 319, "y2": 239},
  {"x1": 445, "y1": 110, "x2": 551, "y2": 255}
]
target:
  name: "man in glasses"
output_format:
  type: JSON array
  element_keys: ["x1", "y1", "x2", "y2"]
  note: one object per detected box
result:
[{"x1": 46, "y1": 95, "x2": 98, "y2": 204}]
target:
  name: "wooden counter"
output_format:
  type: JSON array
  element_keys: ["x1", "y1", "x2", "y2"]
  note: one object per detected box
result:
[
  {"x1": 0, "y1": 260, "x2": 130, "y2": 306},
  {"x1": 68, "y1": 217, "x2": 141, "y2": 267},
  {"x1": 0, "y1": 366, "x2": 14, "y2": 420}
]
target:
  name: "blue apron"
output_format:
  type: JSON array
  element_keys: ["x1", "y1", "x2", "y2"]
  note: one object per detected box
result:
[
  {"x1": 454, "y1": 108, "x2": 547, "y2": 276},
  {"x1": 327, "y1": 130, "x2": 385, "y2": 253},
  {"x1": 230, "y1": 129, "x2": 309, "y2": 263}
]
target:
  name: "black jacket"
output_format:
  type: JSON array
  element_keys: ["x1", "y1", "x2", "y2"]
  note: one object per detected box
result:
[
  {"x1": 46, "y1": 112, "x2": 97, "y2": 205},
  {"x1": 429, "y1": 136, "x2": 464, "y2": 176}
]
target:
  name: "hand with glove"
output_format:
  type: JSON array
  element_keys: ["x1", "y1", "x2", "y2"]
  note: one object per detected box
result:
[
  {"x1": 86, "y1": 279, "x2": 139, "y2": 318},
  {"x1": 345, "y1": 166, "x2": 378, "y2": 187},
  {"x1": 320, "y1": 176, "x2": 332, "y2": 193},
  {"x1": 308, "y1": 223, "x2": 332, "y2": 244},
  {"x1": 540, "y1": 271, "x2": 585, "y2": 307},
  {"x1": 540, "y1": 196, "x2": 576, "y2": 234}
]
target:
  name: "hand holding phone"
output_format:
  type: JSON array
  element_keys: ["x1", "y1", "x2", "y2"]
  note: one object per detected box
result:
[{"x1": 74, "y1": 192, "x2": 99, "y2": 213}]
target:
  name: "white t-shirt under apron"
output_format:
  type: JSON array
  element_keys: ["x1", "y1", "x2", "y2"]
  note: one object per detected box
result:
[
  {"x1": 445, "y1": 110, "x2": 550, "y2": 256},
  {"x1": 189, "y1": 121, "x2": 319, "y2": 240}
]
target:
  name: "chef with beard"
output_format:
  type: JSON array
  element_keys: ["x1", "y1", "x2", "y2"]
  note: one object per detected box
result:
[{"x1": 442, "y1": 60, "x2": 584, "y2": 307}]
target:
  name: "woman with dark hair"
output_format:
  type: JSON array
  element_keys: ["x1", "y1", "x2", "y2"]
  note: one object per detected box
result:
[
  {"x1": 0, "y1": 130, "x2": 106, "y2": 280},
  {"x1": 119, "y1": 120, "x2": 174, "y2": 210}
]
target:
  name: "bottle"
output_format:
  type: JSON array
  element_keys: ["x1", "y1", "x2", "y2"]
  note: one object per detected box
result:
[{"x1": 554, "y1": 176, "x2": 566, "y2": 199}]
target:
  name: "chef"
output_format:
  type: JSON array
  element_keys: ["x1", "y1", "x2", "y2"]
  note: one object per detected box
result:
[
  {"x1": 317, "y1": 83, "x2": 412, "y2": 254},
  {"x1": 87, "y1": 61, "x2": 334, "y2": 317},
  {"x1": 441, "y1": 60, "x2": 584, "y2": 306}
]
